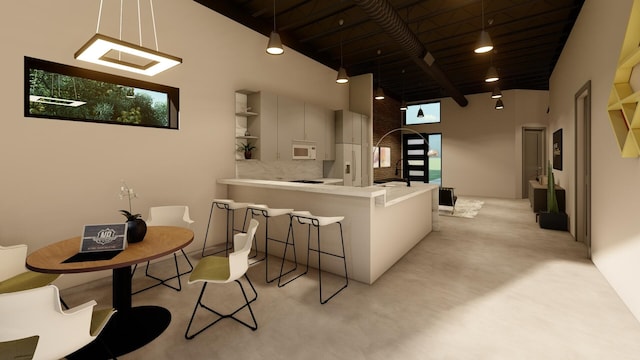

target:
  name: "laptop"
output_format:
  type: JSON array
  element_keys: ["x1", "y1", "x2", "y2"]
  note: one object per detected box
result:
[{"x1": 63, "y1": 223, "x2": 127, "y2": 263}]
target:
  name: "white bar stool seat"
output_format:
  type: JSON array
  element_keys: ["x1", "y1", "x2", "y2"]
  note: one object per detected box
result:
[
  {"x1": 245, "y1": 204, "x2": 295, "y2": 283},
  {"x1": 278, "y1": 210, "x2": 348, "y2": 304},
  {"x1": 202, "y1": 199, "x2": 252, "y2": 257}
]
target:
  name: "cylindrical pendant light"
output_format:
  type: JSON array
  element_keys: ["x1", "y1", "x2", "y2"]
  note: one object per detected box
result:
[
  {"x1": 474, "y1": 0, "x2": 493, "y2": 53},
  {"x1": 485, "y1": 65, "x2": 499, "y2": 82},
  {"x1": 495, "y1": 99, "x2": 504, "y2": 110},
  {"x1": 475, "y1": 30, "x2": 493, "y2": 54},
  {"x1": 266, "y1": 1, "x2": 283, "y2": 55},
  {"x1": 336, "y1": 19, "x2": 349, "y2": 84},
  {"x1": 491, "y1": 87, "x2": 502, "y2": 99},
  {"x1": 374, "y1": 49, "x2": 384, "y2": 100},
  {"x1": 336, "y1": 67, "x2": 349, "y2": 84}
]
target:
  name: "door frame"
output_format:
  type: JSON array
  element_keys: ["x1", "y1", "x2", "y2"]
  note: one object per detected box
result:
[
  {"x1": 574, "y1": 80, "x2": 592, "y2": 256},
  {"x1": 521, "y1": 127, "x2": 546, "y2": 198}
]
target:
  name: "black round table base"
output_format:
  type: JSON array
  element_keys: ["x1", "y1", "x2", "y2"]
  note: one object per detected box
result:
[{"x1": 67, "y1": 306, "x2": 171, "y2": 359}]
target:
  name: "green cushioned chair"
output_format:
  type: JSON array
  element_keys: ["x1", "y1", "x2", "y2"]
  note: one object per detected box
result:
[
  {"x1": 0, "y1": 244, "x2": 60, "y2": 294},
  {"x1": 185, "y1": 219, "x2": 259, "y2": 339},
  {"x1": 0, "y1": 285, "x2": 116, "y2": 360}
]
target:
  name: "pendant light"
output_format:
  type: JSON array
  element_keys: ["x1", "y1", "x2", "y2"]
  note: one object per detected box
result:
[
  {"x1": 266, "y1": 0, "x2": 284, "y2": 55},
  {"x1": 336, "y1": 19, "x2": 349, "y2": 84},
  {"x1": 400, "y1": 69, "x2": 407, "y2": 110},
  {"x1": 75, "y1": 0, "x2": 182, "y2": 76},
  {"x1": 485, "y1": 64, "x2": 499, "y2": 82},
  {"x1": 474, "y1": 0, "x2": 493, "y2": 54},
  {"x1": 374, "y1": 49, "x2": 385, "y2": 100},
  {"x1": 491, "y1": 87, "x2": 502, "y2": 99},
  {"x1": 495, "y1": 99, "x2": 504, "y2": 110},
  {"x1": 417, "y1": 106, "x2": 425, "y2": 118}
]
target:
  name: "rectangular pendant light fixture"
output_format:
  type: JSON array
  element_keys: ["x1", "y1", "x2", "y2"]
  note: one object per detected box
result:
[
  {"x1": 75, "y1": 34, "x2": 182, "y2": 76},
  {"x1": 29, "y1": 95, "x2": 86, "y2": 107}
]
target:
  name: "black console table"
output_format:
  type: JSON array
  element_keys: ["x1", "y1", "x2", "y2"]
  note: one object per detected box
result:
[{"x1": 528, "y1": 180, "x2": 565, "y2": 213}]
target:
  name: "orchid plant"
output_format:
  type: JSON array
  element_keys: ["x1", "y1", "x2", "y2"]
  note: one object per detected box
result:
[{"x1": 118, "y1": 180, "x2": 138, "y2": 214}]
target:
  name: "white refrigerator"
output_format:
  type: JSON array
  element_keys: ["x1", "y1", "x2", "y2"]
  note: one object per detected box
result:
[{"x1": 334, "y1": 143, "x2": 362, "y2": 186}]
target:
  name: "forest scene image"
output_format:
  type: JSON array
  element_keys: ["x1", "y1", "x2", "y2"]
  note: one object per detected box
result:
[{"x1": 29, "y1": 68, "x2": 169, "y2": 127}]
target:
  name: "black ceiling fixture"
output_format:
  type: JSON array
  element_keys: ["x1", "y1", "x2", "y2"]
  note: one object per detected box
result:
[{"x1": 194, "y1": 0, "x2": 585, "y2": 106}]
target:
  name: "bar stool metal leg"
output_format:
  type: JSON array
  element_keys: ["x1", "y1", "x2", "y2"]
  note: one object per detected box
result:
[
  {"x1": 277, "y1": 215, "x2": 308, "y2": 287},
  {"x1": 316, "y1": 221, "x2": 348, "y2": 304},
  {"x1": 278, "y1": 211, "x2": 348, "y2": 304},
  {"x1": 245, "y1": 205, "x2": 296, "y2": 283},
  {"x1": 202, "y1": 200, "x2": 251, "y2": 257}
]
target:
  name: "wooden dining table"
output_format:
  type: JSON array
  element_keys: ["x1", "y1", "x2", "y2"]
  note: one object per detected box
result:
[{"x1": 26, "y1": 225, "x2": 194, "y2": 359}]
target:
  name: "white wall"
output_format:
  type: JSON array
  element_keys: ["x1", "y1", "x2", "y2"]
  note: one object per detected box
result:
[
  {"x1": 0, "y1": 0, "x2": 348, "y2": 288},
  {"x1": 550, "y1": 0, "x2": 640, "y2": 321},
  {"x1": 410, "y1": 90, "x2": 549, "y2": 198}
]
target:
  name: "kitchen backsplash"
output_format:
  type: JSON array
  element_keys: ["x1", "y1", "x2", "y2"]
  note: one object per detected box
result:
[{"x1": 236, "y1": 160, "x2": 325, "y2": 180}]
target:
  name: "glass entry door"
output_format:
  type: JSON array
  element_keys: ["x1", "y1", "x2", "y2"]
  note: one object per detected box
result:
[{"x1": 402, "y1": 133, "x2": 442, "y2": 185}]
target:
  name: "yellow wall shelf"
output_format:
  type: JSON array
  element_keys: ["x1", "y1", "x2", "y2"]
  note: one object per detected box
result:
[{"x1": 608, "y1": 0, "x2": 640, "y2": 157}]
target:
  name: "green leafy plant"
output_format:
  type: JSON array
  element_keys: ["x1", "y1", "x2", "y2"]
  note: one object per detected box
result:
[
  {"x1": 119, "y1": 209, "x2": 142, "y2": 221},
  {"x1": 546, "y1": 160, "x2": 559, "y2": 213},
  {"x1": 236, "y1": 142, "x2": 256, "y2": 152}
]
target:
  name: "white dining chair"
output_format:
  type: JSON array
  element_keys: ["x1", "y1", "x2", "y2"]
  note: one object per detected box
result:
[
  {"x1": 185, "y1": 219, "x2": 259, "y2": 339},
  {"x1": 131, "y1": 205, "x2": 195, "y2": 295},
  {"x1": 0, "y1": 285, "x2": 116, "y2": 360}
]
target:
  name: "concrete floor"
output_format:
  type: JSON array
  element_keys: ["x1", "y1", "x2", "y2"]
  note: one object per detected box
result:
[{"x1": 62, "y1": 197, "x2": 640, "y2": 359}]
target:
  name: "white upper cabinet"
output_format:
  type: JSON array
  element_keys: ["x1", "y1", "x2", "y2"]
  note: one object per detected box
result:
[
  {"x1": 249, "y1": 91, "x2": 278, "y2": 161},
  {"x1": 277, "y1": 96, "x2": 305, "y2": 160},
  {"x1": 335, "y1": 109, "x2": 365, "y2": 145},
  {"x1": 236, "y1": 90, "x2": 335, "y2": 162},
  {"x1": 304, "y1": 103, "x2": 332, "y2": 160}
]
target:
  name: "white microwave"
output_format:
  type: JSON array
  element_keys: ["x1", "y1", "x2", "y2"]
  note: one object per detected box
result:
[{"x1": 292, "y1": 143, "x2": 316, "y2": 160}]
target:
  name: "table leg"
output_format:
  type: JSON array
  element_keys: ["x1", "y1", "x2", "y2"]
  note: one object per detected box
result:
[
  {"x1": 67, "y1": 266, "x2": 172, "y2": 359},
  {"x1": 113, "y1": 266, "x2": 132, "y2": 311}
]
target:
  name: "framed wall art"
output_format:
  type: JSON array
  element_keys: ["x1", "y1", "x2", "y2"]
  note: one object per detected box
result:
[{"x1": 553, "y1": 128, "x2": 563, "y2": 170}]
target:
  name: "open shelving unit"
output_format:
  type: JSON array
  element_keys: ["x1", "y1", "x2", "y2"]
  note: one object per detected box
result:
[
  {"x1": 235, "y1": 90, "x2": 259, "y2": 160},
  {"x1": 607, "y1": 0, "x2": 640, "y2": 158}
]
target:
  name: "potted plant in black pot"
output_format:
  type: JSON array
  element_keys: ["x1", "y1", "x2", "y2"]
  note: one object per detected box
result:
[
  {"x1": 539, "y1": 161, "x2": 568, "y2": 230},
  {"x1": 237, "y1": 142, "x2": 257, "y2": 159},
  {"x1": 118, "y1": 181, "x2": 147, "y2": 243}
]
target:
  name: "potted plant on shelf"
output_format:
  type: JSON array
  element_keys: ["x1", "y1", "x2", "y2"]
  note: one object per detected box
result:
[
  {"x1": 538, "y1": 160, "x2": 568, "y2": 231},
  {"x1": 237, "y1": 142, "x2": 257, "y2": 159}
]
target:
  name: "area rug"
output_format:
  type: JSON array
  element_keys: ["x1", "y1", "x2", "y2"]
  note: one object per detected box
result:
[{"x1": 439, "y1": 199, "x2": 484, "y2": 218}]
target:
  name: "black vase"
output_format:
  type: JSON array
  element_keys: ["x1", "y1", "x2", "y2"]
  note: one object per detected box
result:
[{"x1": 126, "y1": 219, "x2": 147, "y2": 243}]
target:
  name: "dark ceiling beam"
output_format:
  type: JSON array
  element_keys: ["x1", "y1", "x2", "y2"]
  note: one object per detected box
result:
[{"x1": 352, "y1": 0, "x2": 468, "y2": 107}]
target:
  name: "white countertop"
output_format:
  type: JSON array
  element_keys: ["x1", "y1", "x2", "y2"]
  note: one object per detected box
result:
[{"x1": 217, "y1": 178, "x2": 437, "y2": 206}]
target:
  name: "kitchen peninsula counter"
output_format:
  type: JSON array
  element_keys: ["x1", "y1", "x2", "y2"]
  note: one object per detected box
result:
[{"x1": 217, "y1": 178, "x2": 438, "y2": 284}]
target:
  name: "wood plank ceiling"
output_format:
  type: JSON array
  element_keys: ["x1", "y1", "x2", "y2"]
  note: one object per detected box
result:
[{"x1": 195, "y1": 0, "x2": 584, "y2": 106}]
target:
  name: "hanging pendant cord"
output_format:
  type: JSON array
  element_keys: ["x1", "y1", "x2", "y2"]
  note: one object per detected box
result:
[
  {"x1": 339, "y1": 19, "x2": 344, "y2": 67},
  {"x1": 96, "y1": 0, "x2": 104, "y2": 33},
  {"x1": 481, "y1": 0, "x2": 485, "y2": 30},
  {"x1": 95, "y1": 0, "x2": 160, "y2": 51},
  {"x1": 137, "y1": 0, "x2": 142, "y2": 46},
  {"x1": 150, "y1": 0, "x2": 159, "y2": 51},
  {"x1": 119, "y1": 0, "x2": 123, "y2": 41}
]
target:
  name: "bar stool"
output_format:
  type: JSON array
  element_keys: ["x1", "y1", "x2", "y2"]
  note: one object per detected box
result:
[
  {"x1": 245, "y1": 204, "x2": 296, "y2": 283},
  {"x1": 278, "y1": 211, "x2": 348, "y2": 304},
  {"x1": 202, "y1": 199, "x2": 252, "y2": 257}
]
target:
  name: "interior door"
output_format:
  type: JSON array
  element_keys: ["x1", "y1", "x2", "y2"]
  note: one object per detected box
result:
[
  {"x1": 575, "y1": 81, "x2": 591, "y2": 256},
  {"x1": 522, "y1": 128, "x2": 545, "y2": 198}
]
